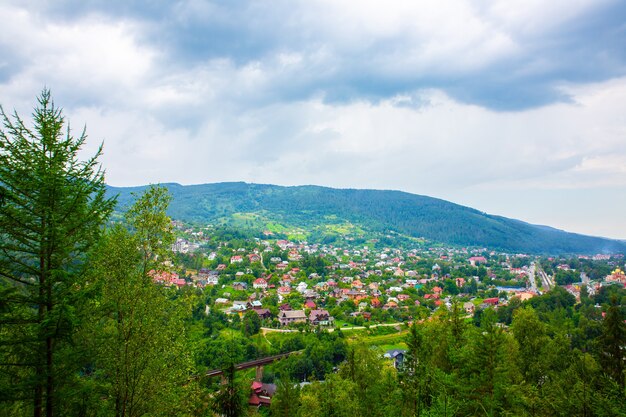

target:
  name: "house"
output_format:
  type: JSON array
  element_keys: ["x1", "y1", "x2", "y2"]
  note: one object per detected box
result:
[
  {"x1": 173, "y1": 278, "x2": 187, "y2": 288},
  {"x1": 232, "y1": 282, "x2": 248, "y2": 291},
  {"x1": 149, "y1": 270, "x2": 179, "y2": 285},
  {"x1": 288, "y1": 251, "x2": 302, "y2": 261},
  {"x1": 469, "y1": 256, "x2": 487, "y2": 266},
  {"x1": 278, "y1": 286, "x2": 291, "y2": 296},
  {"x1": 296, "y1": 282, "x2": 308, "y2": 293},
  {"x1": 482, "y1": 298, "x2": 499, "y2": 308},
  {"x1": 280, "y1": 275, "x2": 293, "y2": 286},
  {"x1": 432, "y1": 286, "x2": 443, "y2": 296},
  {"x1": 248, "y1": 300, "x2": 263, "y2": 309},
  {"x1": 303, "y1": 290, "x2": 319, "y2": 300},
  {"x1": 346, "y1": 290, "x2": 367, "y2": 301},
  {"x1": 254, "y1": 309, "x2": 273, "y2": 320},
  {"x1": 248, "y1": 253, "x2": 261, "y2": 263},
  {"x1": 230, "y1": 303, "x2": 247, "y2": 316},
  {"x1": 463, "y1": 302, "x2": 475, "y2": 315},
  {"x1": 304, "y1": 300, "x2": 317, "y2": 309},
  {"x1": 384, "y1": 349, "x2": 406, "y2": 369},
  {"x1": 230, "y1": 255, "x2": 243, "y2": 264},
  {"x1": 249, "y1": 381, "x2": 277, "y2": 408},
  {"x1": 309, "y1": 309, "x2": 333, "y2": 326},
  {"x1": 279, "y1": 310, "x2": 307, "y2": 326},
  {"x1": 253, "y1": 278, "x2": 268, "y2": 290}
]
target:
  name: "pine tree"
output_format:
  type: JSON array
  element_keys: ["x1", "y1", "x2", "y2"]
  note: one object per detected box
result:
[
  {"x1": 270, "y1": 377, "x2": 301, "y2": 417},
  {"x1": 599, "y1": 296, "x2": 625, "y2": 388},
  {"x1": 0, "y1": 90, "x2": 115, "y2": 416}
]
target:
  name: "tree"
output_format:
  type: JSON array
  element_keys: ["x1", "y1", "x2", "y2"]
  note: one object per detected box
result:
[
  {"x1": 243, "y1": 309, "x2": 261, "y2": 336},
  {"x1": 81, "y1": 186, "x2": 195, "y2": 417},
  {"x1": 463, "y1": 308, "x2": 505, "y2": 415},
  {"x1": 0, "y1": 90, "x2": 115, "y2": 416},
  {"x1": 399, "y1": 323, "x2": 432, "y2": 417},
  {"x1": 270, "y1": 378, "x2": 301, "y2": 417},
  {"x1": 598, "y1": 297, "x2": 625, "y2": 389},
  {"x1": 123, "y1": 185, "x2": 174, "y2": 275},
  {"x1": 213, "y1": 363, "x2": 247, "y2": 417}
]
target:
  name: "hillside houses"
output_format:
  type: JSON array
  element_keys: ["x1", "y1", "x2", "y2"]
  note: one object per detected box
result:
[
  {"x1": 279, "y1": 310, "x2": 307, "y2": 326},
  {"x1": 161, "y1": 225, "x2": 624, "y2": 329}
]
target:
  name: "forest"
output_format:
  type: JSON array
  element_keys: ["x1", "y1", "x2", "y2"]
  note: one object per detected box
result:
[
  {"x1": 107, "y1": 182, "x2": 626, "y2": 255},
  {"x1": 1, "y1": 92, "x2": 625, "y2": 417}
]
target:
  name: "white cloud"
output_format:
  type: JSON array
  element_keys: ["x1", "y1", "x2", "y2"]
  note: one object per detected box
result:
[{"x1": 0, "y1": 4, "x2": 157, "y2": 109}]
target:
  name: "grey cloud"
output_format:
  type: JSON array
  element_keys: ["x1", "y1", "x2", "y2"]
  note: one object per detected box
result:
[{"x1": 10, "y1": 1, "x2": 625, "y2": 111}]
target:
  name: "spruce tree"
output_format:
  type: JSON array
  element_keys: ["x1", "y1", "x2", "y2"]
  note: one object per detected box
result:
[
  {"x1": 599, "y1": 296, "x2": 625, "y2": 388},
  {"x1": 0, "y1": 90, "x2": 115, "y2": 416}
]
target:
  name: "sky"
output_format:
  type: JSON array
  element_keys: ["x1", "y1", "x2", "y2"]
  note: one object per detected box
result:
[{"x1": 1, "y1": 0, "x2": 625, "y2": 239}]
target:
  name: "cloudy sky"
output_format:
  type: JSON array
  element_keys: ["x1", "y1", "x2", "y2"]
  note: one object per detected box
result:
[{"x1": 1, "y1": 0, "x2": 625, "y2": 239}]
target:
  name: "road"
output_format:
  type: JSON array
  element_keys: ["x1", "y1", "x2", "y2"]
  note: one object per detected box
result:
[
  {"x1": 528, "y1": 262, "x2": 539, "y2": 293},
  {"x1": 581, "y1": 272, "x2": 589, "y2": 285},
  {"x1": 261, "y1": 322, "x2": 404, "y2": 334}
]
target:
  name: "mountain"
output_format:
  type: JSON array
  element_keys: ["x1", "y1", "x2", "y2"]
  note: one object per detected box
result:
[{"x1": 106, "y1": 182, "x2": 626, "y2": 255}]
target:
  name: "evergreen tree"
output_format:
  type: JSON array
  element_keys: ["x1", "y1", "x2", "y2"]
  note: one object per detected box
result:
[
  {"x1": 0, "y1": 90, "x2": 115, "y2": 416},
  {"x1": 243, "y1": 309, "x2": 261, "y2": 336},
  {"x1": 270, "y1": 378, "x2": 301, "y2": 417},
  {"x1": 399, "y1": 322, "x2": 434, "y2": 417},
  {"x1": 599, "y1": 297, "x2": 625, "y2": 388},
  {"x1": 213, "y1": 363, "x2": 247, "y2": 417}
]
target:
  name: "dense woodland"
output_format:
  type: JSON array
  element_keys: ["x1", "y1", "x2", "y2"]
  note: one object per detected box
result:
[
  {"x1": 1, "y1": 93, "x2": 625, "y2": 416},
  {"x1": 107, "y1": 182, "x2": 626, "y2": 255}
]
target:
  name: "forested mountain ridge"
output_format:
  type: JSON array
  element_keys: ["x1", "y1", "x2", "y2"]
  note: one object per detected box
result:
[{"x1": 107, "y1": 182, "x2": 626, "y2": 255}]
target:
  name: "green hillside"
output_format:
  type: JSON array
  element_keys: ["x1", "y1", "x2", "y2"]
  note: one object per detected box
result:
[{"x1": 106, "y1": 182, "x2": 626, "y2": 255}]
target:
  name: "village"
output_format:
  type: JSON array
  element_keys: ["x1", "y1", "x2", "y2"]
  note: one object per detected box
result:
[{"x1": 156, "y1": 223, "x2": 626, "y2": 331}]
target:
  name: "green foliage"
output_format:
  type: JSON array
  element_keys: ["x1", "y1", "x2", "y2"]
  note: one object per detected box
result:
[
  {"x1": 599, "y1": 297, "x2": 625, "y2": 388},
  {"x1": 213, "y1": 363, "x2": 247, "y2": 417},
  {"x1": 270, "y1": 378, "x2": 301, "y2": 417},
  {"x1": 77, "y1": 186, "x2": 197, "y2": 416},
  {"x1": 0, "y1": 90, "x2": 115, "y2": 416},
  {"x1": 243, "y1": 309, "x2": 261, "y2": 336},
  {"x1": 107, "y1": 182, "x2": 626, "y2": 254}
]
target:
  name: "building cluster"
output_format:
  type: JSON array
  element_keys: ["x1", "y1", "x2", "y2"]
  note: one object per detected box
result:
[{"x1": 156, "y1": 226, "x2": 625, "y2": 327}]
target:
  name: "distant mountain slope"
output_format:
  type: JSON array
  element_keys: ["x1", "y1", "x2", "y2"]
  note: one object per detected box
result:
[{"x1": 106, "y1": 182, "x2": 626, "y2": 255}]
